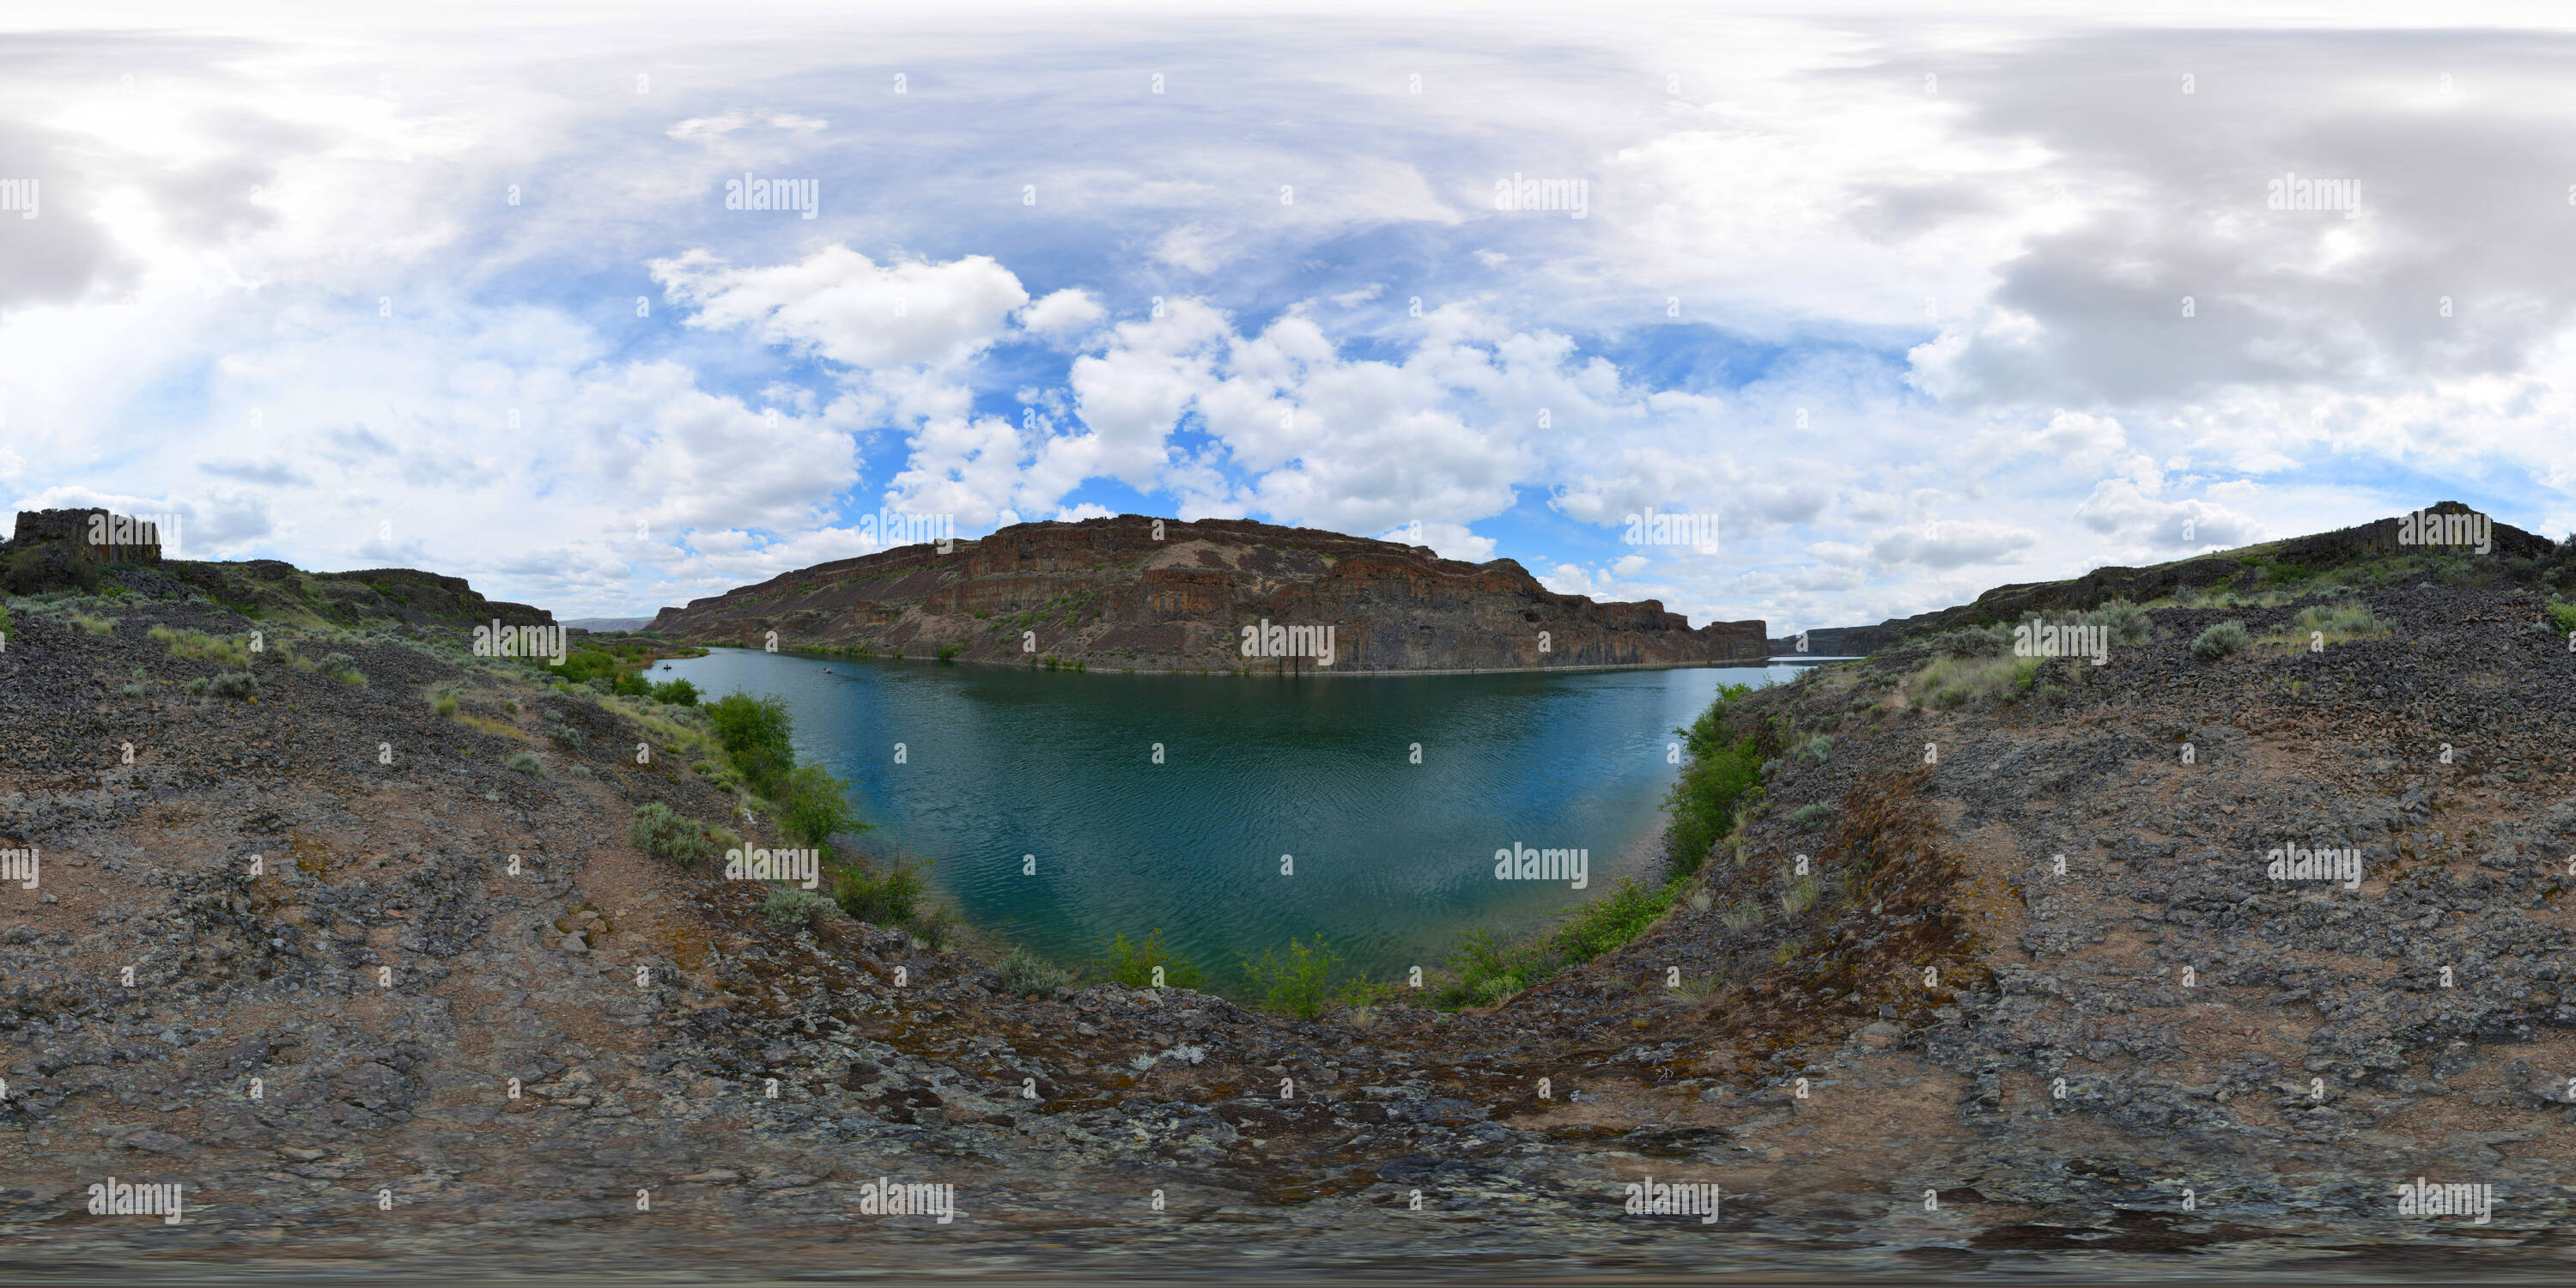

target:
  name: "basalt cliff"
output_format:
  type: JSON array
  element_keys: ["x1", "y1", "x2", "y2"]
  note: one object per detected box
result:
[{"x1": 647, "y1": 515, "x2": 1767, "y2": 671}]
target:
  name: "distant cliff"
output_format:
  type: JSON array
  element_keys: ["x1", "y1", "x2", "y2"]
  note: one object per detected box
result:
[{"x1": 648, "y1": 515, "x2": 1767, "y2": 672}]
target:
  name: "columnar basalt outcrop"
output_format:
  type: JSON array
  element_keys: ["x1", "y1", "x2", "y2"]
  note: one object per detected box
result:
[{"x1": 648, "y1": 515, "x2": 1767, "y2": 671}]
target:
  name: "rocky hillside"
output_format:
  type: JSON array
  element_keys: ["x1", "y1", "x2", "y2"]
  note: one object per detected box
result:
[
  {"x1": 2, "y1": 508, "x2": 555, "y2": 631},
  {"x1": 5, "y1": 519, "x2": 2575, "y2": 1278},
  {"x1": 647, "y1": 514, "x2": 1766, "y2": 672},
  {"x1": 1772, "y1": 501, "x2": 2558, "y2": 656}
]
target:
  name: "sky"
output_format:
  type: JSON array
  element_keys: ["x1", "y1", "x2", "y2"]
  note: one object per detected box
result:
[{"x1": 4, "y1": 0, "x2": 2574, "y2": 631}]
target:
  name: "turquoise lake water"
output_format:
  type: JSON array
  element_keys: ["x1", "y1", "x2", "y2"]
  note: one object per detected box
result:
[{"x1": 655, "y1": 649, "x2": 1814, "y2": 987}]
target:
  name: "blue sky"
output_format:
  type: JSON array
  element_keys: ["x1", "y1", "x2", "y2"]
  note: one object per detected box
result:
[{"x1": 4, "y1": 1, "x2": 2573, "y2": 629}]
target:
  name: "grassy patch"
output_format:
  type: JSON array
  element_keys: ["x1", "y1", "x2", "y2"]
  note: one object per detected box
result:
[
  {"x1": 455, "y1": 713, "x2": 524, "y2": 739},
  {"x1": 2275, "y1": 599, "x2": 2386, "y2": 649},
  {"x1": 1908, "y1": 653, "x2": 2041, "y2": 709},
  {"x1": 149, "y1": 624, "x2": 252, "y2": 667},
  {"x1": 69, "y1": 611, "x2": 116, "y2": 635},
  {"x1": 1551, "y1": 877, "x2": 1678, "y2": 963}
]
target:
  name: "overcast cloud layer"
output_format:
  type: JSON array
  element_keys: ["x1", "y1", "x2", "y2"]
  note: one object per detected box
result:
[{"x1": 3, "y1": 1, "x2": 2572, "y2": 629}]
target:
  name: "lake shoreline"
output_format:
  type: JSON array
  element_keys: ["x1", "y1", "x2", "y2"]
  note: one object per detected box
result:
[{"x1": 660, "y1": 646, "x2": 1795, "y2": 989}]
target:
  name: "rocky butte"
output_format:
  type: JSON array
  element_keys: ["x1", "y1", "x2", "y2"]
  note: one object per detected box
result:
[{"x1": 647, "y1": 514, "x2": 1767, "y2": 672}]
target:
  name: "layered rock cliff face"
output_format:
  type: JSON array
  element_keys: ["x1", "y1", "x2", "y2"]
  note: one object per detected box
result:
[{"x1": 649, "y1": 515, "x2": 1766, "y2": 671}]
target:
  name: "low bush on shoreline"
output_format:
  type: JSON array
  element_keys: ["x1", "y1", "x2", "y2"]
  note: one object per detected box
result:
[
  {"x1": 998, "y1": 945, "x2": 1072, "y2": 997},
  {"x1": 1662, "y1": 682, "x2": 1764, "y2": 876},
  {"x1": 707, "y1": 692, "x2": 795, "y2": 795},
  {"x1": 1241, "y1": 935, "x2": 1343, "y2": 1019},
  {"x1": 1095, "y1": 928, "x2": 1205, "y2": 989},
  {"x1": 1552, "y1": 877, "x2": 1679, "y2": 963}
]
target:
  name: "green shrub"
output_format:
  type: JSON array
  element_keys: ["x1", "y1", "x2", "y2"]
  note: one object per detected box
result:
[
  {"x1": 207, "y1": 671, "x2": 260, "y2": 701},
  {"x1": 1928, "y1": 622, "x2": 2011, "y2": 657},
  {"x1": 997, "y1": 945, "x2": 1072, "y2": 998},
  {"x1": 549, "y1": 649, "x2": 621, "y2": 684},
  {"x1": 907, "y1": 905, "x2": 960, "y2": 951},
  {"x1": 1435, "y1": 928, "x2": 1553, "y2": 1009},
  {"x1": 936, "y1": 644, "x2": 962, "y2": 664},
  {"x1": 2086, "y1": 598, "x2": 2153, "y2": 645},
  {"x1": 2190, "y1": 619, "x2": 2249, "y2": 660},
  {"x1": 629, "y1": 802, "x2": 717, "y2": 866},
  {"x1": 69, "y1": 612, "x2": 116, "y2": 635},
  {"x1": 546, "y1": 720, "x2": 586, "y2": 753},
  {"x1": 1794, "y1": 734, "x2": 1832, "y2": 764},
  {"x1": 0, "y1": 602, "x2": 12, "y2": 638},
  {"x1": 777, "y1": 761, "x2": 864, "y2": 854},
  {"x1": 433, "y1": 693, "x2": 459, "y2": 717},
  {"x1": 1095, "y1": 929, "x2": 1205, "y2": 988},
  {"x1": 829, "y1": 854, "x2": 928, "y2": 926},
  {"x1": 762, "y1": 884, "x2": 830, "y2": 929},
  {"x1": 650, "y1": 677, "x2": 699, "y2": 706},
  {"x1": 181, "y1": 677, "x2": 210, "y2": 696},
  {"x1": 1241, "y1": 935, "x2": 1343, "y2": 1019},
  {"x1": 117, "y1": 682, "x2": 144, "y2": 697},
  {"x1": 707, "y1": 693, "x2": 794, "y2": 795},
  {"x1": 317, "y1": 652, "x2": 365, "y2": 687},
  {"x1": 1792, "y1": 801, "x2": 1832, "y2": 830},
  {"x1": 1552, "y1": 877, "x2": 1675, "y2": 963},
  {"x1": 505, "y1": 751, "x2": 544, "y2": 775},
  {"x1": 1662, "y1": 683, "x2": 1765, "y2": 875}
]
